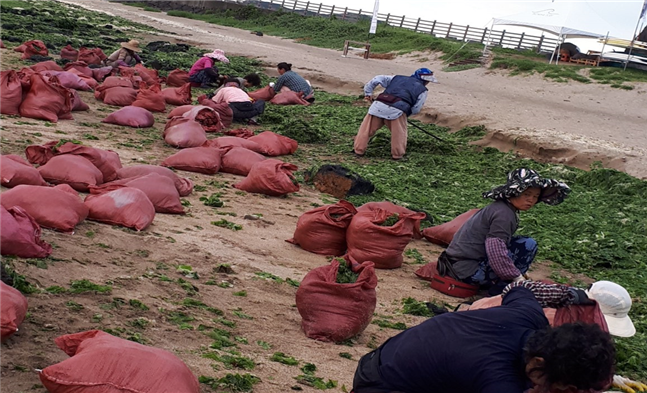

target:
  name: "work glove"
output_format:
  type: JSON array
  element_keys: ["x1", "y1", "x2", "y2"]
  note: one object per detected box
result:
[
  {"x1": 569, "y1": 288, "x2": 596, "y2": 305},
  {"x1": 612, "y1": 375, "x2": 647, "y2": 393}
]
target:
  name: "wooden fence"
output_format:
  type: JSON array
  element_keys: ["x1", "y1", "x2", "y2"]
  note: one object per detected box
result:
[{"x1": 239, "y1": 0, "x2": 560, "y2": 52}]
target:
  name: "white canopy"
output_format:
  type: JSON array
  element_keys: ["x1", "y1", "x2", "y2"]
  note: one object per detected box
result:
[{"x1": 492, "y1": 1, "x2": 616, "y2": 39}]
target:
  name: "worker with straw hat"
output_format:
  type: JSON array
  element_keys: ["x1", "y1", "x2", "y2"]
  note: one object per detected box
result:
[{"x1": 105, "y1": 39, "x2": 142, "y2": 69}]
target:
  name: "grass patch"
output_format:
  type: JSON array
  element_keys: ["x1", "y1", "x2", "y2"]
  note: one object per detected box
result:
[
  {"x1": 401, "y1": 297, "x2": 432, "y2": 317},
  {"x1": 182, "y1": 298, "x2": 224, "y2": 315},
  {"x1": 199, "y1": 374, "x2": 260, "y2": 392},
  {"x1": 372, "y1": 319, "x2": 407, "y2": 330},
  {"x1": 69, "y1": 280, "x2": 111, "y2": 294},
  {"x1": 270, "y1": 352, "x2": 299, "y2": 366},
  {"x1": 211, "y1": 219, "x2": 243, "y2": 231},
  {"x1": 200, "y1": 193, "x2": 224, "y2": 207},
  {"x1": 295, "y1": 363, "x2": 337, "y2": 390}
]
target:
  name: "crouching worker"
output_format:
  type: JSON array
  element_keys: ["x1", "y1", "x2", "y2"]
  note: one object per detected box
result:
[
  {"x1": 353, "y1": 68, "x2": 437, "y2": 160},
  {"x1": 273, "y1": 62, "x2": 314, "y2": 102},
  {"x1": 351, "y1": 282, "x2": 615, "y2": 393},
  {"x1": 105, "y1": 40, "x2": 142, "y2": 68},
  {"x1": 189, "y1": 49, "x2": 229, "y2": 88},
  {"x1": 212, "y1": 80, "x2": 265, "y2": 125},
  {"x1": 443, "y1": 168, "x2": 570, "y2": 295}
]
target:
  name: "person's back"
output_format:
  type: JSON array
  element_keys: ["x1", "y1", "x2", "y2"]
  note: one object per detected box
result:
[
  {"x1": 213, "y1": 86, "x2": 251, "y2": 104},
  {"x1": 376, "y1": 287, "x2": 547, "y2": 393}
]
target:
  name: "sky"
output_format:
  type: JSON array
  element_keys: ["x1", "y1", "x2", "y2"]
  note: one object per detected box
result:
[{"x1": 311, "y1": 0, "x2": 646, "y2": 50}]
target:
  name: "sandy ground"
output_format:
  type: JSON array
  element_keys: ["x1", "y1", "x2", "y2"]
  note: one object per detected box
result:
[
  {"x1": 57, "y1": 0, "x2": 647, "y2": 179},
  {"x1": 0, "y1": 1, "x2": 637, "y2": 392}
]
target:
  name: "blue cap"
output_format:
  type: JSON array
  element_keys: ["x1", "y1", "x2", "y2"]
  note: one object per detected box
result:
[{"x1": 412, "y1": 68, "x2": 438, "y2": 83}]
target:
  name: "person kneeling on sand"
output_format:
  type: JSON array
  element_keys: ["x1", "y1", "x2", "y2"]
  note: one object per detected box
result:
[
  {"x1": 441, "y1": 168, "x2": 570, "y2": 295},
  {"x1": 105, "y1": 39, "x2": 142, "y2": 68},
  {"x1": 211, "y1": 79, "x2": 265, "y2": 125},
  {"x1": 351, "y1": 281, "x2": 615, "y2": 393},
  {"x1": 272, "y1": 62, "x2": 314, "y2": 103},
  {"x1": 189, "y1": 49, "x2": 229, "y2": 88},
  {"x1": 353, "y1": 68, "x2": 437, "y2": 160}
]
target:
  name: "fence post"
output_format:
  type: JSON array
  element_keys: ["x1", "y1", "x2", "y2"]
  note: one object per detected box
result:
[
  {"x1": 342, "y1": 7, "x2": 347, "y2": 20},
  {"x1": 481, "y1": 27, "x2": 488, "y2": 43},
  {"x1": 400, "y1": 15, "x2": 405, "y2": 27},
  {"x1": 304, "y1": 1, "x2": 310, "y2": 15},
  {"x1": 430, "y1": 20, "x2": 436, "y2": 35},
  {"x1": 537, "y1": 35, "x2": 544, "y2": 52},
  {"x1": 292, "y1": 1, "x2": 297, "y2": 11},
  {"x1": 499, "y1": 30, "x2": 506, "y2": 46},
  {"x1": 316, "y1": 3, "x2": 322, "y2": 16},
  {"x1": 329, "y1": 5, "x2": 335, "y2": 17},
  {"x1": 445, "y1": 22, "x2": 452, "y2": 38},
  {"x1": 385, "y1": 13, "x2": 390, "y2": 24},
  {"x1": 517, "y1": 32, "x2": 524, "y2": 49},
  {"x1": 281, "y1": 0, "x2": 285, "y2": 9},
  {"x1": 414, "y1": 17, "x2": 421, "y2": 32},
  {"x1": 463, "y1": 25, "x2": 469, "y2": 41}
]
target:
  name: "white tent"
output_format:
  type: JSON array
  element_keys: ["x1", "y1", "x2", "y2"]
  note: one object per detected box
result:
[{"x1": 488, "y1": 1, "x2": 619, "y2": 63}]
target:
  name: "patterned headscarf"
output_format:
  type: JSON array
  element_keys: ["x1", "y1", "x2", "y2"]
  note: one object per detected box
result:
[{"x1": 483, "y1": 168, "x2": 571, "y2": 205}]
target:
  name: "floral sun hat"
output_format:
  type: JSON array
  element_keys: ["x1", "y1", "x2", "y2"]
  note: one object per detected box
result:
[
  {"x1": 203, "y1": 49, "x2": 229, "y2": 63},
  {"x1": 482, "y1": 168, "x2": 571, "y2": 205}
]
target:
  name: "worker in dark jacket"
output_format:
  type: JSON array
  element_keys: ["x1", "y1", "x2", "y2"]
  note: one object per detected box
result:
[
  {"x1": 351, "y1": 283, "x2": 615, "y2": 393},
  {"x1": 353, "y1": 68, "x2": 437, "y2": 160}
]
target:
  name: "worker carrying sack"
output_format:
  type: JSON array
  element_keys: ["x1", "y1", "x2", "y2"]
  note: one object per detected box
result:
[
  {"x1": 287, "y1": 201, "x2": 357, "y2": 256},
  {"x1": 1, "y1": 281, "x2": 29, "y2": 342},
  {"x1": 1, "y1": 205, "x2": 53, "y2": 258},
  {"x1": 296, "y1": 258, "x2": 377, "y2": 343},
  {"x1": 233, "y1": 159, "x2": 299, "y2": 196},
  {"x1": 39, "y1": 330, "x2": 200, "y2": 393},
  {"x1": 346, "y1": 209, "x2": 426, "y2": 269}
]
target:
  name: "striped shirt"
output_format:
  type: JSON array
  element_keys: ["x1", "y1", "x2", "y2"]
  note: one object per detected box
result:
[
  {"x1": 273, "y1": 70, "x2": 312, "y2": 96},
  {"x1": 503, "y1": 280, "x2": 577, "y2": 308}
]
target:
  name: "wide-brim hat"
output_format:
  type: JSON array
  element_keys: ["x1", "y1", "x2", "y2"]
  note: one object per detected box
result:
[
  {"x1": 482, "y1": 168, "x2": 571, "y2": 205},
  {"x1": 120, "y1": 40, "x2": 142, "y2": 52},
  {"x1": 586, "y1": 281, "x2": 636, "y2": 338},
  {"x1": 203, "y1": 49, "x2": 229, "y2": 63}
]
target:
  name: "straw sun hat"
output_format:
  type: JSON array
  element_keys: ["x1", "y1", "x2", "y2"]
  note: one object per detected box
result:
[{"x1": 120, "y1": 40, "x2": 142, "y2": 52}]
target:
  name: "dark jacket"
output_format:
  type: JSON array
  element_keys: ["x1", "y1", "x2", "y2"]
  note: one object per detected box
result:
[{"x1": 382, "y1": 75, "x2": 428, "y2": 116}]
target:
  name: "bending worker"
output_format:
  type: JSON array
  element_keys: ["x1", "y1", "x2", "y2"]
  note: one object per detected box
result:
[{"x1": 353, "y1": 68, "x2": 437, "y2": 160}]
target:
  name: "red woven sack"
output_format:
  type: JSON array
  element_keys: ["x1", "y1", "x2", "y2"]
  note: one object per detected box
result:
[
  {"x1": 554, "y1": 302, "x2": 609, "y2": 332},
  {"x1": 162, "y1": 83, "x2": 192, "y2": 106},
  {"x1": 90, "y1": 173, "x2": 184, "y2": 214},
  {"x1": 19, "y1": 40, "x2": 48, "y2": 60},
  {"x1": 204, "y1": 136, "x2": 264, "y2": 153},
  {"x1": 270, "y1": 90, "x2": 310, "y2": 106},
  {"x1": 1, "y1": 281, "x2": 29, "y2": 342},
  {"x1": 77, "y1": 47, "x2": 104, "y2": 65},
  {"x1": 197, "y1": 95, "x2": 233, "y2": 128},
  {"x1": 296, "y1": 259, "x2": 377, "y2": 343},
  {"x1": 287, "y1": 200, "x2": 357, "y2": 256},
  {"x1": 347, "y1": 209, "x2": 426, "y2": 269},
  {"x1": 220, "y1": 147, "x2": 266, "y2": 176},
  {"x1": 0, "y1": 40, "x2": 5, "y2": 49},
  {"x1": 1, "y1": 205, "x2": 52, "y2": 258},
  {"x1": 166, "y1": 69, "x2": 191, "y2": 87},
  {"x1": 84, "y1": 187, "x2": 155, "y2": 231},
  {"x1": 248, "y1": 131, "x2": 298, "y2": 156},
  {"x1": 1, "y1": 154, "x2": 47, "y2": 187},
  {"x1": 38, "y1": 155, "x2": 103, "y2": 192},
  {"x1": 30, "y1": 60, "x2": 63, "y2": 73},
  {"x1": 132, "y1": 83, "x2": 166, "y2": 112},
  {"x1": 60, "y1": 44, "x2": 79, "y2": 61},
  {"x1": 25, "y1": 140, "x2": 57, "y2": 165},
  {"x1": 225, "y1": 128, "x2": 255, "y2": 138},
  {"x1": 358, "y1": 201, "x2": 425, "y2": 240},
  {"x1": 182, "y1": 105, "x2": 224, "y2": 132},
  {"x1": 163, "y1": 117, "x2": 207, "y2": 148},
  {"x1": 116, "y1": 165, "x2": 193, "y2": 197},
  {"x1": 414, "y1": 260, "x2": 438, "y2": 281},
  {"x1": 422, "y1": 208, "x2": 480, "y2": 247},
  {"x1": 233, "y1": 159, "x2": 299, "y2": 196},
  {"x1": 248, "y1": 85, "x2": 276, "y2": 101},
  {"x1": 40, "y1": 330, "x2": 200, "y2": 393},
  {"x1": 1, "y1": 70, "x2": 23, "y2": 115},
  {"x1": 71, "y1": 89, "x2": 90, "y2": 112},
  {"x1": 161, "y1": 147, "x2": 223, "y2": 175},
  {"x1": 55, "y1": 142, "x2": 122, "y2": 182},
  {"x1": 102, "y1": 86, "x2": 138, "y2": 106},
  {"x1": 19, "y1": 74, "x2": 73, "y2": 122},
  {"x1": 97, "y1": 76, "x2": 134, "y2": 91},
  {"x1": 92, "y1": 66, "x2": 113, "y2": 82},
  {"x1": 102, "y1": 106, "x2": 155, "y2": 128},
  {"x1": 39, "y1": 70, "x2": 91, "y2": 91},
  {"x1": 63, "y1": 61, "x2": 93, "y2": 77},
  {"x1": 134, "y1": 63, "x2": 160, "y2": 86},
  {"x1": 0, "y1": 184, "x2": 88, "y2": 232},
  {"x1": 167, "y1": 105, "x2": 194, "y2": 118}
]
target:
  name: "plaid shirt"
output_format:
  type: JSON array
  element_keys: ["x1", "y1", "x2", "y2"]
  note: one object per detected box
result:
[
  {"x1": 503, "y1": 280, "x2": 577, "y2": 308},
  {"x1": 273, "y1": 70, "x2": 312, "y2": 96},
  {"x1": 485, "y1": 237, "x2": 522, "y2": 280}
]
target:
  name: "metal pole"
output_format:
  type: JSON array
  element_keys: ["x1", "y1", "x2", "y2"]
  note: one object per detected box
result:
[
  {"x1": 624, "y1": 18, "x2": 643, "y2": 71},
  {"x1": 407, "y1": 120, "x2": 445, "y2": 142},
  {"x1": 537, "y1": 35, "x2": 544, "y2": 53},
  {"x1": 598, "y1": 31, "x2": 609, "y2": 67}
]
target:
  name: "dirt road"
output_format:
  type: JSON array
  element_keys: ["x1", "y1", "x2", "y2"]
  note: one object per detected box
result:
[{"x1": 58, "y1": 0, "x2": 647, "y2": 178}]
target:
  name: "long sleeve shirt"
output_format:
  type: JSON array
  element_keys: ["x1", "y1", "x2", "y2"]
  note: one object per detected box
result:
[
  {"x1": 364, "y1": 75, "x2": 428, "y2": 120},
  {"x1": 212, "y1": 86, "x2": 251, "y2": 104},
  {"x1": 485, "y1": 237, "x2": 522, "y2": 280},
  {"x1": 273, "y1": 70, "x2": 312, "y2": 96},
  {"x1": 189, "y1": 57, "x2": 214, "y2": 76},
  {"x1": 502, "y1": 280, "x2": 578, "y2": 308}
]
